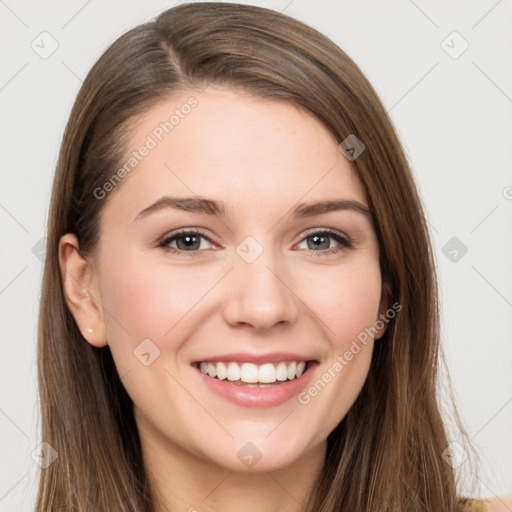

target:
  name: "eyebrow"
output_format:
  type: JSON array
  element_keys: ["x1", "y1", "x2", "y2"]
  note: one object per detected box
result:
[{"x1": 133, "y1": 196, "x2": 372, "y2": 222}]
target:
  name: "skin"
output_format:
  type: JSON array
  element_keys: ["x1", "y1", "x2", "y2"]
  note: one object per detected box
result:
[
  {"x1": 59, "y1": 86, "x2": 390, "y2": 512},
  {"x1": 486, "y1": 497, "x2": 512, "y2": 512}
]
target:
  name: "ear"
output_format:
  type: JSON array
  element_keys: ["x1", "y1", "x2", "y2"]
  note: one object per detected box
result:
[
  {"x1": 58, "y1": 233, "x2": 108, "y2": 347},
  {"x1": 374, "y1": 279, "x2": 392, "y2": 340}
]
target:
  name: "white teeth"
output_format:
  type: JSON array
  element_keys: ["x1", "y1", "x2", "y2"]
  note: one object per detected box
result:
[
  {"x1": 287, "y1": 361, "x2": 296, "y2": 380},
  {"x1": 198, "y1": 360, "x2": 310, "y2": 383},
  {"x1": 258, "y1": 363, "x2": 276, "y2": 383},
  {"x1": 227, "y1": 362, "x2": 240, "y2": 381},
  {"x1": 207, "y1": 363, "x2": 217, "y2": 378},
  {"x1": 216, "y1": 362, "x2": 227, "y2": 380},
  {"x1": 275, "y1": 362, "x2": 288, "y2": 381},
  {"x1": 241, "y1": 363, "x2": 259, "y2": 383}
]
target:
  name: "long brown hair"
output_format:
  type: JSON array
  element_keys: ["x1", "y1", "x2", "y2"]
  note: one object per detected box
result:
[{"x1": 36, "y1": 2, "x2": 477, "y2": 510}]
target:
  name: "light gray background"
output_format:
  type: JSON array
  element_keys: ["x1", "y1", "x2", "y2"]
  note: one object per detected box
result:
[{"x1": 1, "y1": 1, "x2": 511, "y2": 510}]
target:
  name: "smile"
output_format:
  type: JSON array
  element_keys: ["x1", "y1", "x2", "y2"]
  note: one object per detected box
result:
[
  {"x1": 192, "y1": 360, "x2": 318, "y2": 408},
  {"x1": 196, "y1": 360, "x2": 310, "y2": 385}
]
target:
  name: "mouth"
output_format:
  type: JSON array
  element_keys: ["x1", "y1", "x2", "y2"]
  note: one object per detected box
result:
[
  {"x1": 192, "y1": 359, "x2": 319, "y2": 407},
  {"x1": 192, "y1": 360, "x2": 316, "y2": 387}
]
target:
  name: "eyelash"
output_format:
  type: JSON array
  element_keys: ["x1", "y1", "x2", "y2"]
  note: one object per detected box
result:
[{"x1": 158, "y1": 228, "x2": 353, "y2": 258}]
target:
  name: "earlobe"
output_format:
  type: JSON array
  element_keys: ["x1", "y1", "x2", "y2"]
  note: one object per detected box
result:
[{"x1": 58, "y1": 233, "x2": 108, "y2": 347}]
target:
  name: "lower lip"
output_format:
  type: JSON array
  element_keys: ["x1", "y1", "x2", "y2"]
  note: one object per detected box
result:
[{"x1": 192, "y1": 362, "x2": 318, "y2": 408}]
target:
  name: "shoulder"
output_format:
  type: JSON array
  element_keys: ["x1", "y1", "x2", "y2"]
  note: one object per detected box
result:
[
  {"x1": 459, "y1": 496, "x2": 512, "y2": 512},
  {"x1": 483, "y1": 495, "x2": 512, "y2": 512}
]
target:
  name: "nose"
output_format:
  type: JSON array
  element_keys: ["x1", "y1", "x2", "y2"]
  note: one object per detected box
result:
[{"x1": 221, "y1": 243, "x2": 300, "y2": 332}]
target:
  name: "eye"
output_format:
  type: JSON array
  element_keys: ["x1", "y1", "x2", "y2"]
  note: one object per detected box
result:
[
  {"x1": 296, "y1": 229, "x2": 352, "y2": 256},
  {"x1": 159, "y1": 230, "x2": 215, "y2": 255}
]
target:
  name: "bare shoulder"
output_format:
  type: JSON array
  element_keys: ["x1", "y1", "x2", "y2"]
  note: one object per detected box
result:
[{"x1": 484, "y1": 495, "x2": 512, "y2": 512}]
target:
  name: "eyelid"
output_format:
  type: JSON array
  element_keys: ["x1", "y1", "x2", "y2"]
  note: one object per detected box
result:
[{"x1": 296, "y1": 226, "x2": 350, "y2": 242}]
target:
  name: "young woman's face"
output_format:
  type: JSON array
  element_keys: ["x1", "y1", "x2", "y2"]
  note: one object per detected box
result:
[{"x1": 89, "y1": 86, "x2": 387, "y2": 472}]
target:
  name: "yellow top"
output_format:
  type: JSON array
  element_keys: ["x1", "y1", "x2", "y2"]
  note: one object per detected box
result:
[{"x1": 460, "y1": 498, "x2": 486, "y2": 511}]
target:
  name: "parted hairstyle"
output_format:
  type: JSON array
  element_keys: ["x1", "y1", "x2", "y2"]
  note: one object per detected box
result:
[{"x1": 36, "y1": 2, "x2": 477, "y2": 510}]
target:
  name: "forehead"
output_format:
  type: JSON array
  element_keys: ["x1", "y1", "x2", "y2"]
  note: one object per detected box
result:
[{"x1": 101, "y1": 86, "x2": 366, "y2": 222}]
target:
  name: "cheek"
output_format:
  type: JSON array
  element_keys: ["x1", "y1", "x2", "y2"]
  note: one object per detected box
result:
[
  {"x1": 293, "y1": 257, "x2": 381, "y2": 422},
  {"x1": 96, "y1": 254, "x2": 209, "y2": 415},
  {"x1": 99, "y1": 253, "x2": 212, "y2": 341},
  {"x1": 96, "y1": 250, "x2": 228, "y2": 382},
  {"x1": 297, "y1": 256, "x2": 382, "y2": 343}
]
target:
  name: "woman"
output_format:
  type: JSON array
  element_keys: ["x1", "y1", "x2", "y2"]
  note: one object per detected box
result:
[{"x1": 36, "y1": 2, "x2": 505, "y2": 511}]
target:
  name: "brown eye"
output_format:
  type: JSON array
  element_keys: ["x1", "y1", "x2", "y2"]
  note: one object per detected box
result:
[{"x1": 159, "y1": 230, "x2": 215, "y2": 254}]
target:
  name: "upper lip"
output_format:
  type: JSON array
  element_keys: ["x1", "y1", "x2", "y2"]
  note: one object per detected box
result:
[{"x1": 192, "y1": 352, "x2": 317, "y2": 365}]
